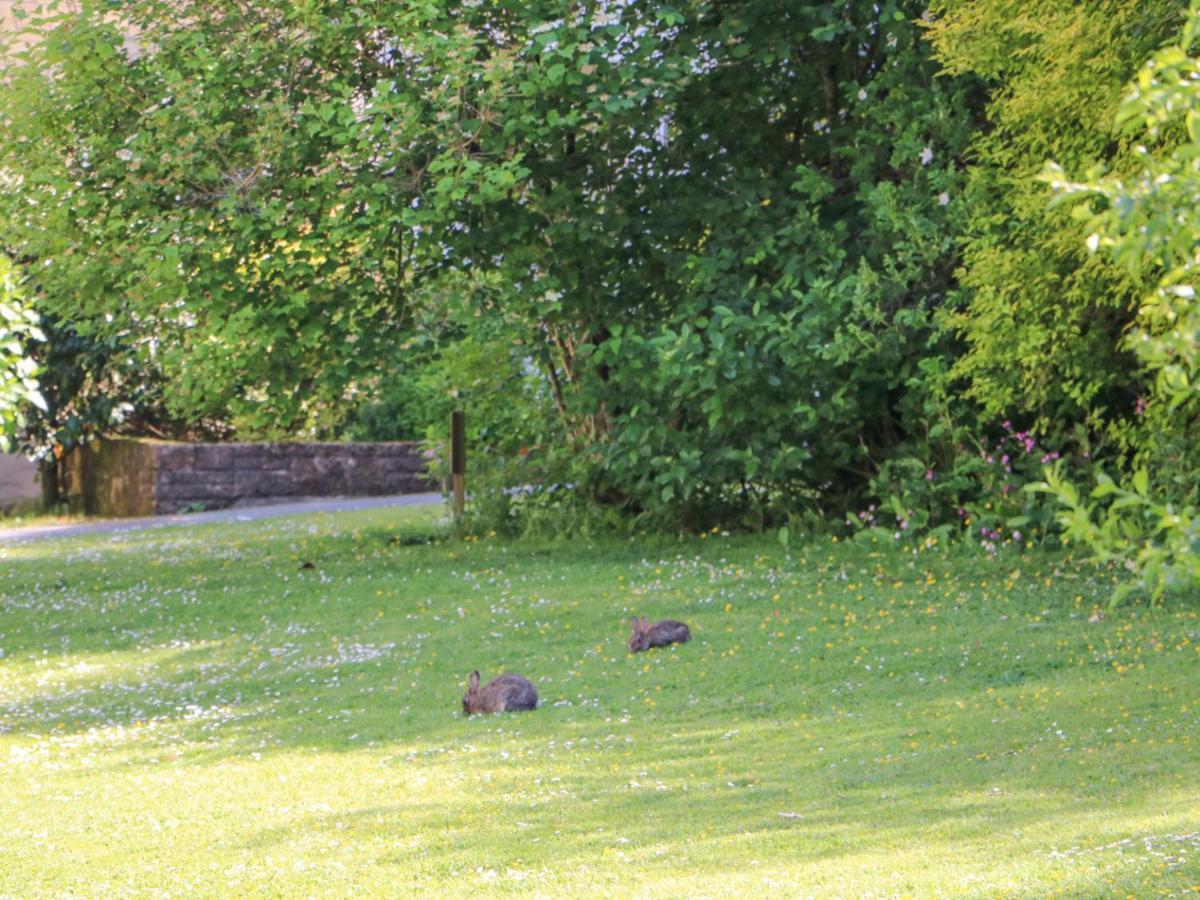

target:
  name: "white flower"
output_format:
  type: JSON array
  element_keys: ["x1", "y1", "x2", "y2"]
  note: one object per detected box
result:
[
  {"x1": 938, "y1": 191, "x2": 950, "y2": 206},
  {"x1": 857, "y1": 89, "x2": 868, "y2": 101},
  {"x1": 920, "y1": 147, "x2": 934, "y2": 166},
  {"x1": 654, "y1": 115, "x2": 671, "y2": 146}
]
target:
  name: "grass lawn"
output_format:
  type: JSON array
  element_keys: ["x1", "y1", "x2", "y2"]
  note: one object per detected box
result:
[
  {"x1": 0, "y1": 502, "x2": 83, "y2": 531},
  {"x1": 2, "y1": 507, "x2": 1198, "y2": 897}
]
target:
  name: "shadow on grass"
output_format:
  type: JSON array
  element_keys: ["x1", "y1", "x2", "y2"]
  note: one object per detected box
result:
[{"x1": 226, "y1": 733, "x2": 1199, "y2": 894}]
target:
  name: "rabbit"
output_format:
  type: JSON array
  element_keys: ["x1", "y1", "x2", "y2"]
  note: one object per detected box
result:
[
  {"x1": 461, "y1": 671, "x2": 538, "y2": 715},
  {"x1": 628, "y1": 616, "x2": 691, "y2": 653}
]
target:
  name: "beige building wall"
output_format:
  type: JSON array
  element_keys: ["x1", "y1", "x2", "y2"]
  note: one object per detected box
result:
[
  {"x1": 1, "y1": 1, "x2": 143, "y2": 59},
  {"x1": 0, "y1": 1, "x2": 62, "y2": 55}
]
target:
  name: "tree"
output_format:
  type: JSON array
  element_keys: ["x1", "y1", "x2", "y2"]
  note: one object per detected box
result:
[
  {"x1": 1037, "y1": 1, "x2": 1200, "y2": 601},
  {"x1": 925, "y1": 0, "x2": 1185, "y2": 444},
  {"x1": 2, "y1": 1, "x2": 986, "y2": 531},
  {"x1": 0, "y1": 0, "x2": 523, "y2": 437},
  {"x1": 444, "y1": 1, "x2": 985, "y2": 528}
]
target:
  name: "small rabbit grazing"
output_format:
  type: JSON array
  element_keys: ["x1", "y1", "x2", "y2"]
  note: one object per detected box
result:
[
  {"x1": 628, "y1": 616, "x2": 691, "y2": 653},
  {"x1": 461, "y1": 671, "x2": 538, "y2": 715}
]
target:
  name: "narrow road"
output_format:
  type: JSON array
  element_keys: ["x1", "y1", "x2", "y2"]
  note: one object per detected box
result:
[{"x1": 0, "y1": 492, "x2": 445, "y2": 545}]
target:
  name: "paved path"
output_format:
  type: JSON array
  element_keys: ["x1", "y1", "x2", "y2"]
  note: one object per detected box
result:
[{"x1": 0, "y1": 492, "x2": 445, "y2": 545}]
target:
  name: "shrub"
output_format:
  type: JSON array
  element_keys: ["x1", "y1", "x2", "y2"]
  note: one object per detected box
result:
[
  {"x1": 0, "y1": 256, "x2": 45, "y2": 452},
  {"x1": 1035, "y1": 2, "x2": 1200, "y2": 602},
  {"x1": 855, "y1": 419, "x2": 1068, "y2": 551}
]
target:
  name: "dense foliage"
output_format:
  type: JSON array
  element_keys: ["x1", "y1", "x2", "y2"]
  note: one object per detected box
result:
[
  {"x1": 0, "y1": 255, "x2": 44, "y2": 450},
  {"x1": 569, "y1": 2, "x2": 981, "y2": 530},
  {"x1": 924, "y1": 1, "x2": 1185, "y2": 445},
  {"x1": 0, "y1": 0, "x2": 981, "y2": 528},
  {"x1": 1037, "y1": 4, "x2": 1200, "y2": 601},
  {"x1": 2, "y1": 0, "x2": 1199, "y2": 584},
  {"x1": 0, "y1": 1, "x2": 516, "y2": 437},
  {"x1": 429, "y1": 0, "x2": 984, "y2": 531}
]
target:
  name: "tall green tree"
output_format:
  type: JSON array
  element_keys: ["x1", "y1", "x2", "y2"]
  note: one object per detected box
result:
[
  {"x1": 0, "y1": 0, "x2": 525, "y2": 437},
  {"x1": 2, "y1": 0, "x2": 984, "y2": 530},
  {"x1": 471, "y1": 1, "x2": 984, "y2": 527},
  {"x1": 1037, "y1": 1, "x2": 1200, "y2": 601},
  {"x1": 925, "y1": 0, "x2": 1186, "y2": 443}
]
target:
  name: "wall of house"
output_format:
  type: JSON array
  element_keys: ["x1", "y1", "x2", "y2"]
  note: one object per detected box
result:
[{"x1": 1, "y1": 1, "x2": 144, "y2": 59}]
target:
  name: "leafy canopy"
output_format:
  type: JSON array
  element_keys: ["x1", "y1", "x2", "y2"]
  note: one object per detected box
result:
[{"x1": 925, "y1": 0, "x2": 1185, "y2": 439}]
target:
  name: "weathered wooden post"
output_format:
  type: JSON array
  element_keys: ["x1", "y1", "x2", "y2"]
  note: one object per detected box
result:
[{"x1": 450, "y1": 409, "x2": 465, "y2": 520}]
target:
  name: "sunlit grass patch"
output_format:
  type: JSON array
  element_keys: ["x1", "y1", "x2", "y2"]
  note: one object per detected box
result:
[{"x1": 2, "y1": 509, "x2": 1198, "y2": 896}]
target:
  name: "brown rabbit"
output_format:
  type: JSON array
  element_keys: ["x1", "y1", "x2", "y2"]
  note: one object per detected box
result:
[
  {"x1": 628, "y1": 616, "x2": 691, "y2": 653},
  {"x1": 461, "y1": 671, "x2": 538, "y2": 715}
]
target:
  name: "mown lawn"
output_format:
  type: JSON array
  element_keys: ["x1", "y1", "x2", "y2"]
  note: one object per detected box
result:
[{"x1": 1, "y1": 507, "x2": 1198, "y2": 897}]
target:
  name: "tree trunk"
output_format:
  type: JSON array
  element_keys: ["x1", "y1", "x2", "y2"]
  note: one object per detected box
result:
[{"x1": 38, "y1": 458, "x2": 60, "y2": 508}]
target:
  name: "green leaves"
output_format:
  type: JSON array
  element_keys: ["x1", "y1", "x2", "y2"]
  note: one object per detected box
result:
[
  {"x1": 0, "y1": 257, "x2": 45, "y2": 452},
  {"x1": 927, "y1": 0, "x2": 1182, "y2": 438},
  {"x1": 0, "y1": 0, "x2": 514, "y2": 438},
  {"x1": 0, "y1": 0, "x2": 1031, "y2": 536},
  {"x1": 1029, "y1": 5, "x2": 1200, "y2": 603}
]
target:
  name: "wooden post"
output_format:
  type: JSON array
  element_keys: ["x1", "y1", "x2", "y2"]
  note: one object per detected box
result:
[{"x1": 450, "y1": 409, "x2": 465, "y2": 519}]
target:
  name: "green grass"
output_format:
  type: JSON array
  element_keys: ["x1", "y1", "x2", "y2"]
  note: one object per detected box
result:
[
  {"x1": 2, "y1": 508, "x2": 1198, "y2": 897},
  {"x1": 0, "y1": 500, "x2": 80, "y2": 530}
]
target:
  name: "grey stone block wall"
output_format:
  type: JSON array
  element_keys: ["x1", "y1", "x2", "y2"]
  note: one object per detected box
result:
[{"x1": 67, "y1": 438, "x2": 435, "y2": 516}]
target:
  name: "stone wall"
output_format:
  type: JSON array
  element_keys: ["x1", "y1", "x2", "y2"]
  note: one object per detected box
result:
[
  {"x1": 65, "y1": 438, "x2": 158, "y2": 516},
  {"x1": 66, "y1": 438, "x2": 435, "y2": 516}
]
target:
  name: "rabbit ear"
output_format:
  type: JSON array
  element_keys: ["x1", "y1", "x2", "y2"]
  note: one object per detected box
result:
[{"x1": 469, "y1": 671, "x2": 480, "y2": 689}]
